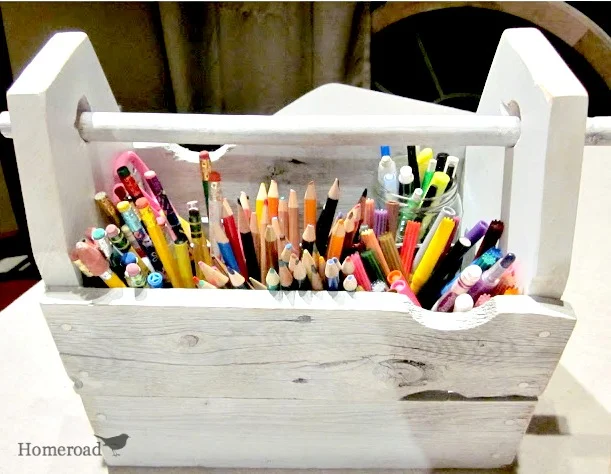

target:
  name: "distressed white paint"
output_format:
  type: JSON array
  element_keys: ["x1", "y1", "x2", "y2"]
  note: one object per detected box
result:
[
  {"x1": 87, "y1": 396, "x2": 534, "y2": 468},
  {"x1": 463, "y1": 28, "x2": 588, "y2": 299},
  {"x1": 76, "y1": 111, "x2": 521, "y2": 146},
  {"x1": 4, "y1": 30, "x2": 587, "y2": 469},
  {"x1": 43, "y1": 290, "x2": 574, "y2": 400},
  {"x1": 1, "y1": 108, "x2": 608, "y2": 146},
  {"x1": 7, "y1": 32, "x2": 131, "y2": 287}
]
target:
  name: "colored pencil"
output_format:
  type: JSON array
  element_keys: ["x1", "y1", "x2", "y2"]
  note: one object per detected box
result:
[
  {"x1": 278, "y1": 197, "x2": 288, "y2": 240},
  {"x1": 238, "y1": 202, "x2": 260, "y2": 280},
  {"x1": 256, "y1": 182, "x2": 267, "y2": 225},
  {"x1": 198, "y1": 261, "x2": 229, "y2": 288},
  {"x1": 248, "y1": 277, "x2": 268, "y2": 290},
  {"x1": 325, "y1": 259, "x2": 340, "y2": 290},
  {"x1": 264, "y1": 224, "x2": 278, "y2": 278},
  {"x1": 301, "y1": 249, "x2": 324, "y2": 290},
  {"x1": 315, "y1": 178, "x2": 339, "y2": 256},
  {"x1": 249, "y1": 211, "x2": 260, "y2": 264},
  {"x1": 293, "y1": 260, "x2": 308, "y2": 290},
  {"x1": 239, "y1": 191, "x2": 251, "y2": 221},
  {"x1": 279, "y1": 244, "x2": 294, "y2": 290},
  {"x1": 326, "y1": 218, "x2": 345, "y2": 260},
  {"x1": 222, "y1": 198, "x2": 248, "y2": 278},
  {"x1": 288, "y1": 189, "x2": 300, "y2": 254},
  {"x1": 301, "y1": 223, "x2": 316, "y2": 256},
  {"x1": 259, "y1": 199, "x2": 269, "y2": 281},
  {"x1": 212, "y1": 222, "x2": 240, "y2": 273},
  {"x1": 268, "y1": 179, "x2": 279, "y2": 219},
  {"x1": 304, "y1": 181, "x2": 317, "y2": 229},
  {"x1": 227, "y1": 267, "x2": 249, "y2": 289},
  {"x1": 266, "y1": 267, "x2": 280, "y2": 290}
]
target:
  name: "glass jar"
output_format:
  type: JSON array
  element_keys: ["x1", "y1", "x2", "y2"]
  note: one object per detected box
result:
[{"x1": 371, "y1": 173, "x2": 463, "y2": 245}]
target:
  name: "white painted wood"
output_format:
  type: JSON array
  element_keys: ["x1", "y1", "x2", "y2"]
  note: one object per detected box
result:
[
  {"x1": 76, "y1": 111, "x2": 521, "y2": 146},
  {"x1": 7, "y1": 32, "x2": 131, "y2": 287},
  {"x1": 585, "y1": 116, "x2": 611, "y2": 146},
  {"x1": 42, "y1": 290, "x2": 574, "y2": 399},
  {"x1": 2, "y1": 106, "x2": 608, "y2": 146},
  {"x1": 463, "y1": 28, "x2": 588, "y2": 299},
  {"x1": 85, "y1": 396, "x2": 534, "y2": 468}
]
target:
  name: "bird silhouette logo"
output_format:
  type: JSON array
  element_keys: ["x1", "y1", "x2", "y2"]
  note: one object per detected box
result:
[{"x1": 94, "y1": 433, "x2": 130, "y2": 456}]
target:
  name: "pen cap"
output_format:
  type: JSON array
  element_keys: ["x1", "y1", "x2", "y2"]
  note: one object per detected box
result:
[
  {"x1": 460, "y1": 265, "x2": 483, "y2": 287},
  {"x1": 398, "y1": 166, "x2": 414, "y2": 184},
  {"x1": 147, "y1": 272, "x2": 164, "y2": 288},
  {"x1": 483, "y1": 253, "x2": 516, "y2": 282},
  {"x1": 453, "y1": 293, "x2": 474, "y2": 312}
]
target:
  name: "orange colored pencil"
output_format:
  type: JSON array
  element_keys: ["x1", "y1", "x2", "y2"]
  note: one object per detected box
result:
[
  {"x1": 288, "y1": 189, "x2": 299, "y2": 255},
  {"x1": 304, "y1": 181, "x2": 317, "y2": 229},
  {"x1": 259, "y1": 200, "x2": 269, "y2": 281},
  {"x1": 326, "y1": 218, "x2": 345, "y2": 260},
  {"x1": 268, "y1": 179, "x2": 279, "y2": 219}
]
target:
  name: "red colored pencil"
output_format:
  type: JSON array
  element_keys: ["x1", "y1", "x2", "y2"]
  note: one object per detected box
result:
[{"x1": 222, "y1": 198, "x2": 248, "y2": 279}]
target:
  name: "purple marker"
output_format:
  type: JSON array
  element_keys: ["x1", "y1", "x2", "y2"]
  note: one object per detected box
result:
[
  {"x1": 374, "y1": 209, "x2": 388, "y2": 236},
  {"x1": 465, "y1": 220, "x2": 489, "y2": 246},
  {"x1": 468, "y1": 253, "x2": 516, "y2": 300}
]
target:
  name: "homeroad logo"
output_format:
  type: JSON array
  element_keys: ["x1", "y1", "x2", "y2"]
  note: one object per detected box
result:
[{"x1": 18, "y1": 433, "x2": 130, "y2": 457}]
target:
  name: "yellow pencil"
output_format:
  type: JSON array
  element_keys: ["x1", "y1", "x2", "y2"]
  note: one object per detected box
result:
[{"x1": 136, "y1": 198, "x2": 181, "y2": 288}]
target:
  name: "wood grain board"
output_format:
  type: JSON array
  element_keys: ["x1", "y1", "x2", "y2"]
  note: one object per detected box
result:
[
  {"x1": 87, "y1": 396, "x2": 535, "y2": 468},
  {"x1": 42, "y1": 290, "x2": 574, "y2": 400}
]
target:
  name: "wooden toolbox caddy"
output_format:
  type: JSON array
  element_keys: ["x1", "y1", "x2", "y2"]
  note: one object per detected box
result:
[{"x1": 4, "y1": 27, "x2": 605, "y2": 468}]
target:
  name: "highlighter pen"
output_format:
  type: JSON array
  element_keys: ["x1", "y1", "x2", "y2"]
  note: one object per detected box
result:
[
  {"x1": 416, "y1": 148, "x2": 433, "y2": 183},
  {"x1": 419, "y1": 171, "x2": 451, "y2": 234},
  {"x1": 174, "y1": 238, "x2": 194, "y2": 288},
  {"x1": 117, "y1": 201, "x2": 164, "y2": 272}
]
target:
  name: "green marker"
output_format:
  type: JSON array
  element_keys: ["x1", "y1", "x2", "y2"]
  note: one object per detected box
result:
[
  {"x1": 421, "y1": 158, "x2": 437, "y2": 193},
  {"x1": 395, "y1": 188, "x2": 424, "y2": 244}
]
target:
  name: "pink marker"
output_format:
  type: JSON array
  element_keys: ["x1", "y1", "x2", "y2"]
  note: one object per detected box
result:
[{"x1": 390, "y1": 279, "x2": 421, "y2": 307}]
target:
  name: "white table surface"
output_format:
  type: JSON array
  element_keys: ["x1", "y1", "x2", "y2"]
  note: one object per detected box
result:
[{"x1": 1, "y1": 85, "x2": 610, "y2": 473}]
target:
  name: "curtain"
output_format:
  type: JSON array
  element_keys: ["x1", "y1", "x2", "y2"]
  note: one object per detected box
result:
[{"x1": 158, "y1": 2, "x2": 371, "y2": 114}]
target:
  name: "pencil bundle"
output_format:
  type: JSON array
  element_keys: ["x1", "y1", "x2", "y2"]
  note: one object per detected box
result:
[{"x1": 69, "y1": 147, "x2": 522, "y2": 311}]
